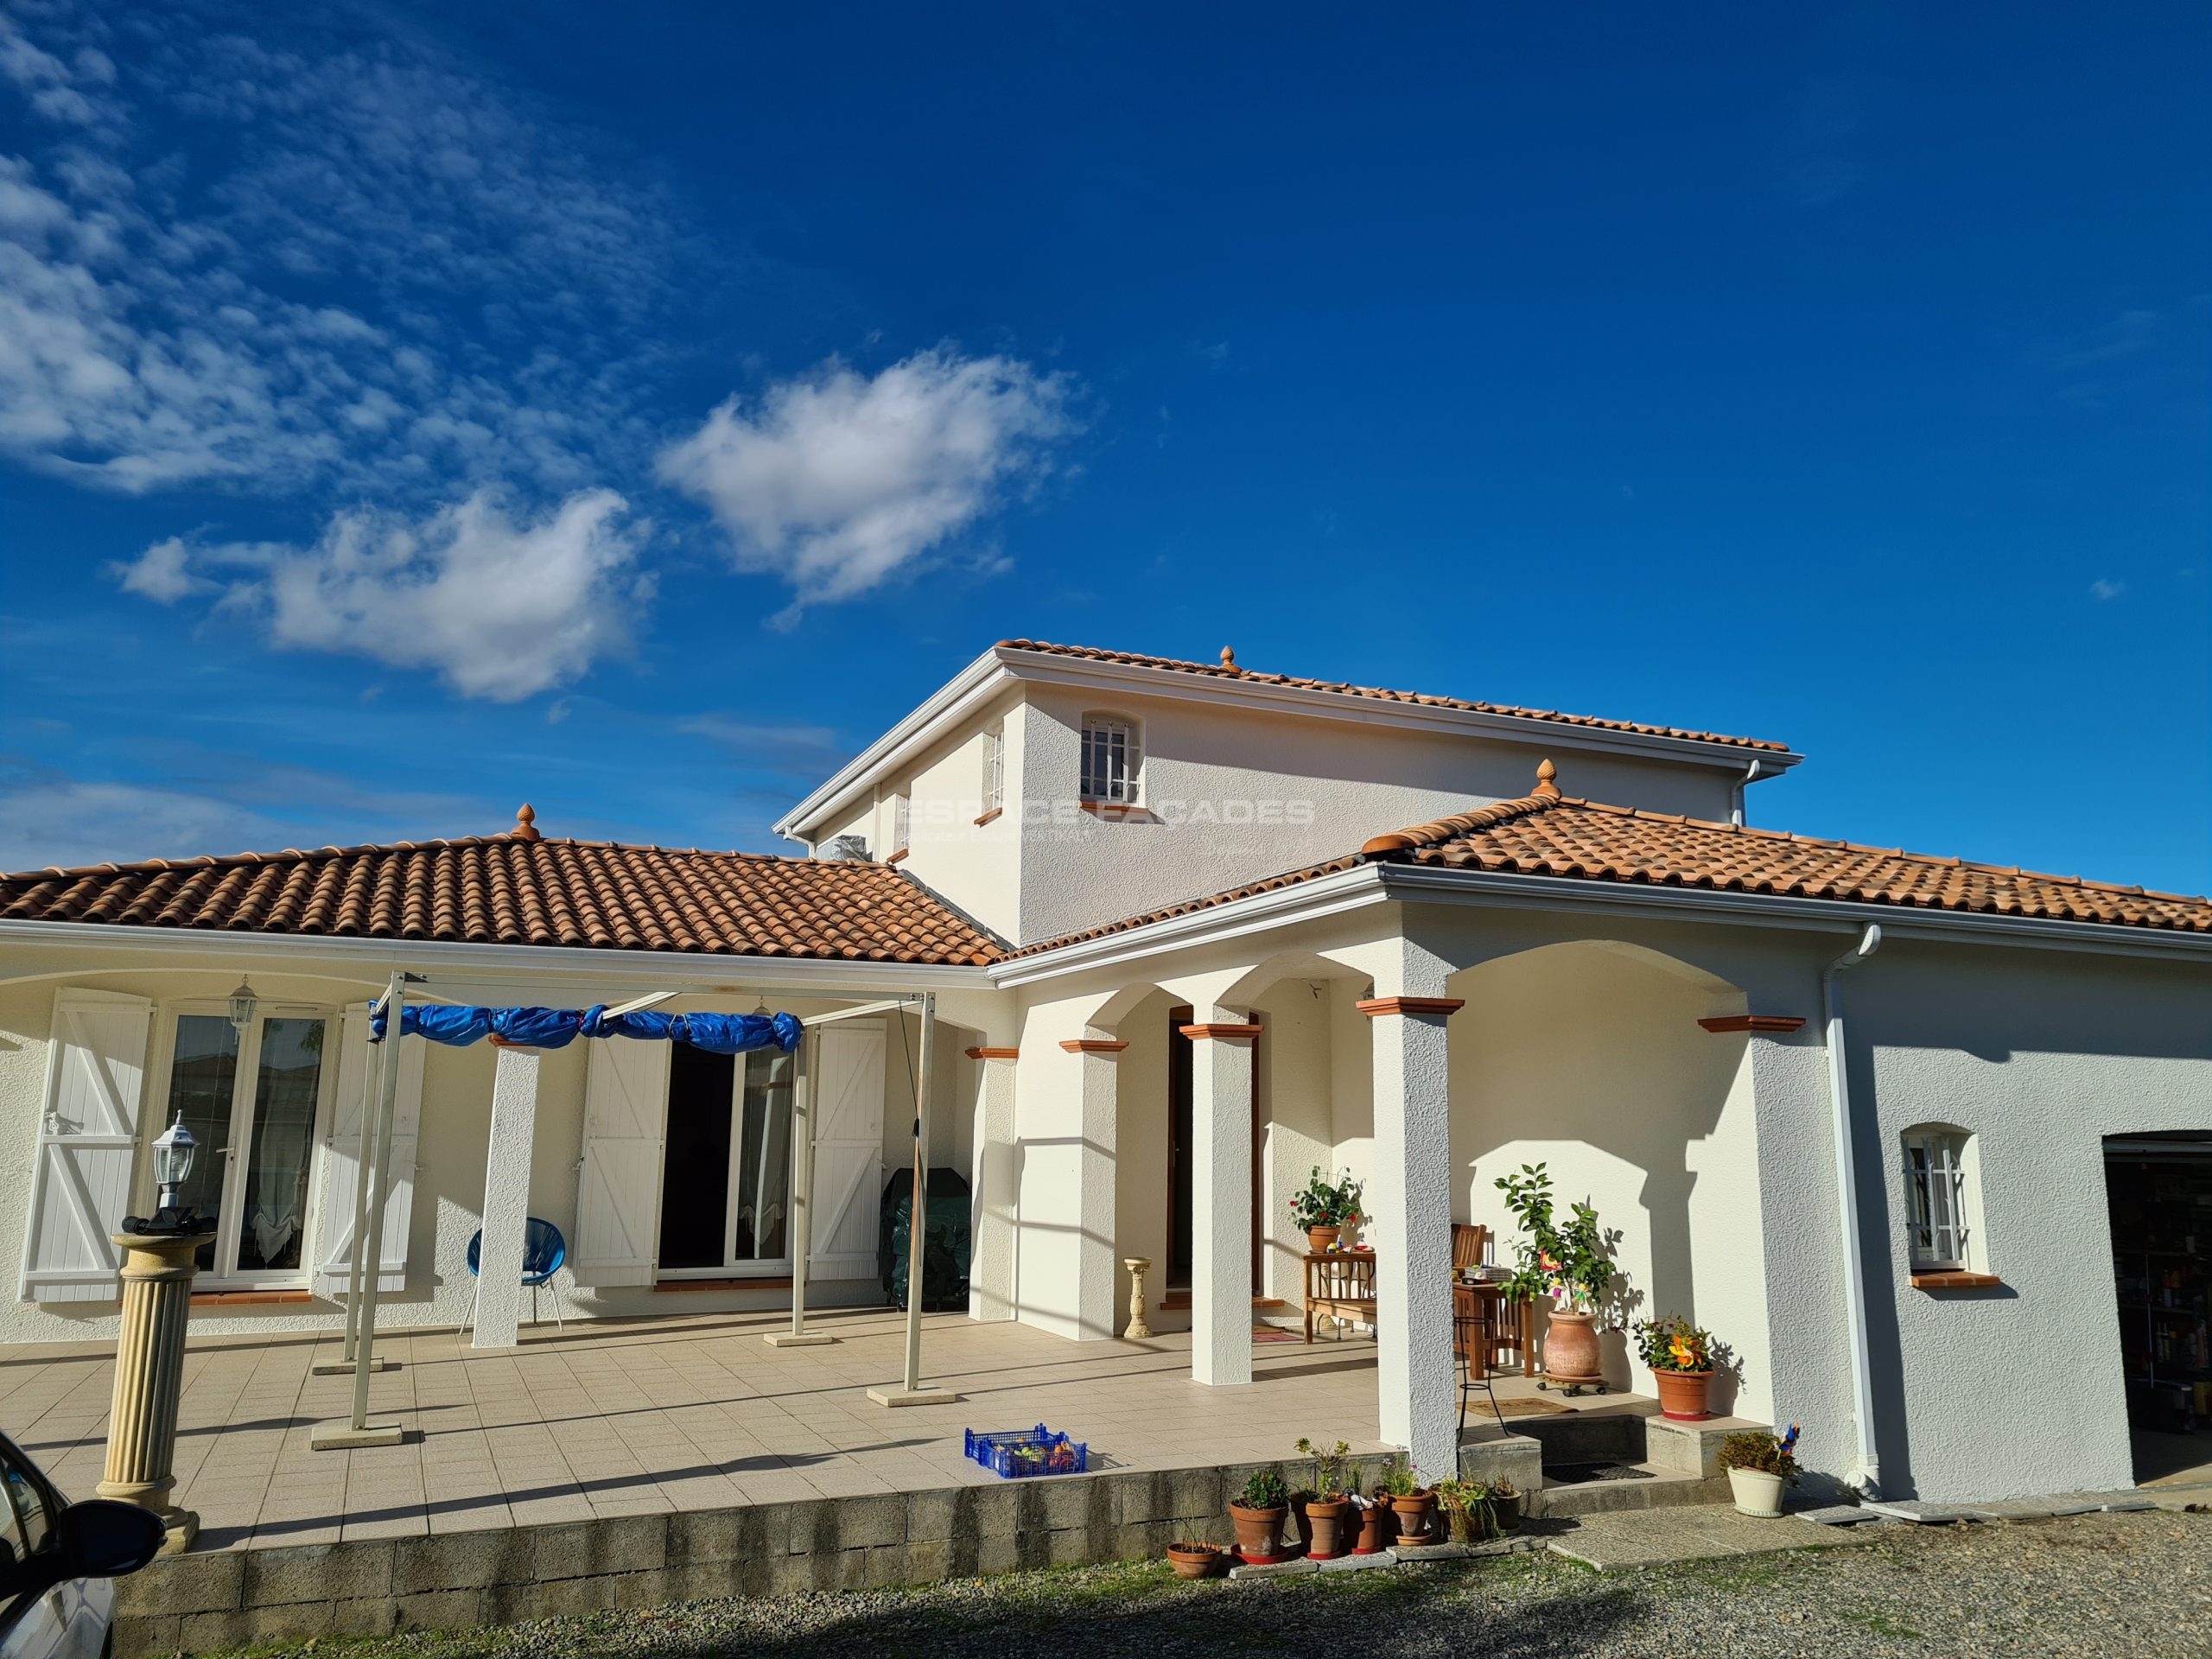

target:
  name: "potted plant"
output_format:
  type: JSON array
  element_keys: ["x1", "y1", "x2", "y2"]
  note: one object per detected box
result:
[
  {"x1": 1166, "y1": 1540, "x2": 1226, "y2": 1579},
  {"x1": 1228, "y1": 1464, "x2": 1292, "y2": 1561},
  {"x1": 1487, "y1": 1476, "x2": 1522, "y2": 1532},
  {"x1": 1294, "y1": 1437, "x2": 1354, "y2": 1560},
  {"x1": 1718, "y1": 1426, "x2": 1800, "y2": 1517},
  {"x1": 1496, "y1": 1162, "x2": 1618, "y2": 1390},
  {"x1": 1434, "y1": 1478, "x2": 1489, "y2": 1542},
  {"x1": 1634, "y1": 1313, "x2": 1716, "y2": 1421},
  {"x1": 1349, "y1": 1492, "x2": 1389, "y2": 1554},
  {"x1": 1376, "y1": 1449, "x2": 1439, "y2": 1545},
  {"x1": 1289, "y1": 1166, "x2": 1364, "y2": 1254}
]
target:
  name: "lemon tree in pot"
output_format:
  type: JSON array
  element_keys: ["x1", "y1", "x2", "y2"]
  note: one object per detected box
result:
[
  {"x1": 1635, "y1": 1313, "x2": 1717, "y2": 1421},
  {"x1": 1294, "y1": 1437, "x2": 1354, "y2": 1559},
  {"x1": 1228, "y1": 1465, "x2": 1292, "y2": 1561},
  {"x1": 1719, "y1": 1426, "x2": 1801, "y2": 1517},
  {"x1": 1497, "y1": 1162, "x2": 1619, "y2": 1393},
  {"x1": 1289, "y1": 1166, "x2": 1363, "y2": 1255}
]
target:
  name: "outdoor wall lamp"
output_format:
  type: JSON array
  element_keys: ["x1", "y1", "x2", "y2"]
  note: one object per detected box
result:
[{"x1": 226, "y1": 977, "x2": 257, "y2": 1033}]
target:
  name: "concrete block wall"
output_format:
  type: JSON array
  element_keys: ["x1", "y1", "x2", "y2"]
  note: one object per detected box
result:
[{"x1": 114, "y1": 1452, "x2": 1465, "y2": 1656}]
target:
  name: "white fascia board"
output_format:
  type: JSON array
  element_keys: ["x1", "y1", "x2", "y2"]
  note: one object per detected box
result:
[
  {"x1": 1001, "y1": 651, "x2": 1805, "y2": 776},
  {"x1": 0, "y1": 918, "x2": 997, "y2": 994},
  {"x1": 773, "y1": 647, "x2": 1014, "y2": 842},
  {"x1": 987, "y1": 864, "x2": 1389, "y2": 987},
  {"x1": 773, "y1": 645, "x2": 1802, "y2": 845},
  {"x1": 1374, "y1": 863, "x2": 2212, "y2": 963},
  {"x1": 988, "y1": 857, "x2": 2212, "y2": 984}
]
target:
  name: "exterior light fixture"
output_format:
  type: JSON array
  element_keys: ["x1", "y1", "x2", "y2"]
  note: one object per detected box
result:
[
  {"x1": 226, "y1": 978, "x2": 257, "y2": 1033},
  {"x1": 149, "y1": 1114, "x2": 198, "y2": 1212}
]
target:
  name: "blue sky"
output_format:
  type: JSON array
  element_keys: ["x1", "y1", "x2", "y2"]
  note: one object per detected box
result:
[{"x1": 3, "y1": 3, "x2": 2206, "y2": 894}]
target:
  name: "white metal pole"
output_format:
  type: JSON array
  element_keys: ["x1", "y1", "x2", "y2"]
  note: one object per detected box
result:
[
  {"x1": 337, "y1": 974, "x2": 397, "y2": 1363},
  {"x1": 313, "y1": 977, "x2": 409, "y2": 1446},
  {"x1": 869, "y1": 995, "x2": 954, "y2": 1405}
]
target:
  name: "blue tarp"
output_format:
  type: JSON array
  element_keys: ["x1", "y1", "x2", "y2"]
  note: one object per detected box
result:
[{"x1": 371, "y1": 1004, "x2": 801, "y2": 1054}]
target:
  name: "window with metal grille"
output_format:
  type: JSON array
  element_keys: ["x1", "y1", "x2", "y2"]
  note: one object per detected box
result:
[
  {"x1": 892, "y1": 792, "x2": 911, "y2": 853},
  {"x1": 1080, "y1": 717, "x2": 1139, "y2": 804},
  {"x1": 982, "y1": 728, "x2": 1004, "y2": 815},
  {"x1": 1904, "y1": 1128, "x2": 1971, "y2": 1270}
]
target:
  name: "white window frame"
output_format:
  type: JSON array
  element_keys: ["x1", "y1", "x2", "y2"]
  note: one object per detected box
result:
[
  {"x1": 1080, "y1": 715, "x2": 1141, "y2": 805},
  {"x1": 654, "y1": 1046, "x2": 803, "y2": 1282},
  {"x1": 982, "y1": 728, "x2": 1005, "y2": 816},
  {"x1": 891, "y1": 791, "x2": 912, "y2": 854},
  {"x1": 144, "y1": 998, "x2": 341, "y2": 1291},
  {"x1": 1903, "y1": 1126, "x2": 1974, "y2": 1272}
]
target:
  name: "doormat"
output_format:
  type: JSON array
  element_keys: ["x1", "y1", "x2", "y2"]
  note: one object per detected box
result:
[
  {"x1": 1253, "y1": 1325, "x2": 1303, "y2": 1344},
  {"x1": 1486, "y1": 1396, "x2": 1572, "y2": 1420},
  {"x1": 1541, "y1": 1461, "x2": 1657, "y2": 1485}
]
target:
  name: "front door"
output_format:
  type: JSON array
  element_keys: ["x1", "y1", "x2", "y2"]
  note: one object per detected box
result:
[{"x1": 159, "y1": 1007, "x2": 334, "y2": 1283}]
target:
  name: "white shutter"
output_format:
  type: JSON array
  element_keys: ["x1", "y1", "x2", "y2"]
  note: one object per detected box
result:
[
  {"x1": 571, "y1": 1038, "x2": 671, "y2": 1287},
  {"x1": 20, "y1": 990, "x2": 153, "y2": 1303},
  {"x1": 810, "y1": 1023, "x2": 886, "y2": 1279},
  {"x1": 310, "y1": 1005, "x2": 426, "y2": 1296}
]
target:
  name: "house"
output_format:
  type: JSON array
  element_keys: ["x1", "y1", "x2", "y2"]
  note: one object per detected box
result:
[{"x1": 4, "y1": 639, "x2": 2208, "y2": 1504}]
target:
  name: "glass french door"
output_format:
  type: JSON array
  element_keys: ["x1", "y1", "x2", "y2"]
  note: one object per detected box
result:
[
  {"x1": 158, "y1": 1008, "x2": 333, "y2": 1282},
  {"x1": 657, "y1": 1045, "x2": 798, "y2": 1275}
]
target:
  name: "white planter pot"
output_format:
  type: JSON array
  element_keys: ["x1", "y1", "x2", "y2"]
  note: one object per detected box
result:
[{"x1": 1727, "y1": 1466, "x2": 1785, "y2": 1517}]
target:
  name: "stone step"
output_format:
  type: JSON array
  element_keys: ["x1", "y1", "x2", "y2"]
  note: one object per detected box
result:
[{"x1": 1527, "y1": 1467, "x2": 1735, "y2": 1519}]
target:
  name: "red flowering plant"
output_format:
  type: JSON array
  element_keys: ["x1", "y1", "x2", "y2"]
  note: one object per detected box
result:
[{"x1": 1288, "y1": 1166, "x2": 1363, "y2": 1231}]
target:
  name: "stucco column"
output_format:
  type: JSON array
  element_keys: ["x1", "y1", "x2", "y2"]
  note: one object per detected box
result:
[
  {"x1": 1058, "y1": 1037, "x2": 1126, "y2": 1340},
  {"x1": 99, "y1": 1231, "x2": 201, "y2": 1554},
  {"x1": 966, "y1": 1046, "x2": 1020, "y2": 1323},
  {"x1": 472, "y1": 1044, "x2": 540, "y2": 1350},
  {"x1": 1361, "y1": 994, "x2": 1463, "y2": 1483},
  {"x1": 1185, "y1": 1013, "x2": 1258, "y2": 1386}
]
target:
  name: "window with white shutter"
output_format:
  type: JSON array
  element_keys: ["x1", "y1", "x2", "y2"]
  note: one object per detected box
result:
[
  {"x1": 892, "y1": 792, "x2": 912, "y2": 854},
  {"x1": 982, "y1": 728, "x2": 1005, "y2": 816}
]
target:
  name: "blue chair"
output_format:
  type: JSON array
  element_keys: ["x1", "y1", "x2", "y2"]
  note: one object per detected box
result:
[{"x1": 461, "y1": 1217, "x2": 568, "y2": 1341}]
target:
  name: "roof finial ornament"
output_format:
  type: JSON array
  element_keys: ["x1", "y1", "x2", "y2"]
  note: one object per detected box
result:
[
  {"x1": 1220, "y1": 645, "x2": 1236, "y2": 671},
  {"x1": 1533, "y1": 759, "x2": 1560, "y2": 800},
  {"x1": 511, "y1": 803, "x2": 542, "y2": 842}
]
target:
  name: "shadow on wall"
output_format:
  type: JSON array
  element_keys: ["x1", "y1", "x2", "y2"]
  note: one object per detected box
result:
[{"x1": 1448, "y1": 940, "x2": 1751, "y2": 1399}]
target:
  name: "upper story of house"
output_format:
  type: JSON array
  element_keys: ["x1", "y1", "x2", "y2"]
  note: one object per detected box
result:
[{"x1": 774, "y1": 640, "x2": 1802, "y2": 949}]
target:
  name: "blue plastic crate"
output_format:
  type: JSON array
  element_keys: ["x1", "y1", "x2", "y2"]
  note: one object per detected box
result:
[{"x1": 963, "y1": 1422, "x2": 1089, "y2": 1479}]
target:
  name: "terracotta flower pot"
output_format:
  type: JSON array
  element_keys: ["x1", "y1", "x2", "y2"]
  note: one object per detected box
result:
[
  {"x1": 1228, "y1": 1502, "x2": 1288, "y2": 1561},
  {"x1": 1304, "y1": 1497, "x2": 1351, "y2": 1559},
  {"x1": 1541, "y1": 1308, "x2": 1604, "y2": 1383},
  {"x1": 1306, "y1": 1224, "x2": 1341, "y2": 1253},
  {"x1": 1166, "y1": 1541, "x2": 1225, "y2": 1579},
  {"x1": 1389, "y1": 1491, "x2": 1438, "y2": 1544},
  {"x1": 1653, "y1": 1368, "x2": 1713, "y2": 1421},
  {"x1": 1352, "y1": 1501, "x2": 1390, "y2": 1554}
]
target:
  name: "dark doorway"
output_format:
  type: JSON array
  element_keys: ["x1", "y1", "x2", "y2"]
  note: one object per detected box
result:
[
  {"x1": 658, "y1": 1045, "x2": 736, "y2": 1270},
  {"x1": 2105, "y1": 1132, "x2": 2212, "y2": 1486},
  {"x1": 1166, "y1": 1006, "x2": 1193, "y2": 1291}
]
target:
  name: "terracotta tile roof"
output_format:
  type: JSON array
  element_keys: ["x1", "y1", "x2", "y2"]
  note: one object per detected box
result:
[
  {"x1": 1012, "y1": 785, "x2": 2212, "y2": 957},
  {"x1": 998, "y1": 639, "x2": 1793, "y2": 753},
  {"x1": 0, "y1": 810, "x2": 1005, "y2": 966}
]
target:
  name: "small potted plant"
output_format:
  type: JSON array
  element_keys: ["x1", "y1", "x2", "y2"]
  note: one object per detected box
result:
[
  {"x1": 1434, "y1": 1478, "x2": 1487, "y2": 1542},
  {"x1": 1294, "y1": 1437, "x2": 1354, "y2": 1560},
  {"x1": 1496, "y1": 1162, "x2": 1619, "y2": 1391},
  {"x1": 1376, "y1": 1449, "x2": 1439, "y2": 1545},
  {"x1": 1349, "y1": 1491, "x2": 1389, "y2": 1554},
  {"x1": 1166, "y1": 1540, "x2": 1226, "y2": 1579},
  {"x1": 1228, "y1": 1464, "x2": 1292, "y2": 1561},
  {"x1": 1487, "y1": 1475, "x2": 1522, "y2": 1532},
  {"x1": 1718, "y1": 1426, "x2": 1800, "y2": 1517},
  {"x1": 1289, "y1": 1166, "x2": 1364, "y2": 1254},
  {"x1": 1634, "y1": 1313, "x2": 1716, "y2": 1421}
]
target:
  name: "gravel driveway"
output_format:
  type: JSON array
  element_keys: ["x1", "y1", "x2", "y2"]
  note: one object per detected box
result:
[{"x1": 208, "y1": 1510, "x2": 2211, "y2": 1659}]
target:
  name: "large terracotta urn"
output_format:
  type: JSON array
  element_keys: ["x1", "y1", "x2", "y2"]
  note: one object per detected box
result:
[{"x1": 1541, "y1": 1308, "x2": 1604, "y2": 1385}]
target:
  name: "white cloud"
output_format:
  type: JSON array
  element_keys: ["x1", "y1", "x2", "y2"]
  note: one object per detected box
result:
[
  {"x1": 0, "y1": 779, "x2": 283, "y2": 874},
  {"x1": 149, "y1": 489, "x2": 652, "y2": 701},
  {"x1": 2091, "y1": 579, "x2": 2126, "y2": 601},
  {"x1": 110, "y1": 534, "x2": 200, "y2": 601},
  {"x1": 658, "y1": 349, "x2": 1074, "y2": 624}
]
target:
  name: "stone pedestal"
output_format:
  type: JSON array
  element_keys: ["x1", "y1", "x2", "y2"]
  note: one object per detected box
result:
[
  {"x1": 1123, "y1": 1256, "x2": 1154, "y2": 1340},
  {"x1": 99, "y1": 1231, "x2": 202, "y2": 1555}
]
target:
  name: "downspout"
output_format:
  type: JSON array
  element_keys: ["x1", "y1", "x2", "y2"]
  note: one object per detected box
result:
[
  {"x1": 1731, "y1": 758, "x2": 1766, "y2": 827},
  {"x1": 1822, "y1": 922, "x2": 1884, "y2": 1497}
]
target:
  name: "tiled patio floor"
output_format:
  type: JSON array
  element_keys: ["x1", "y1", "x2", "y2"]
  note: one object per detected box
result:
[{"x1": 3, "y1": 1308, "x2": 1598, "y2": 1553}]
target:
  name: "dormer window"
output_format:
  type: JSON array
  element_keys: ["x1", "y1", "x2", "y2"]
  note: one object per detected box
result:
[{"x1": 1081, "y1": 715, "x2": 1140, "y2": 805}]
